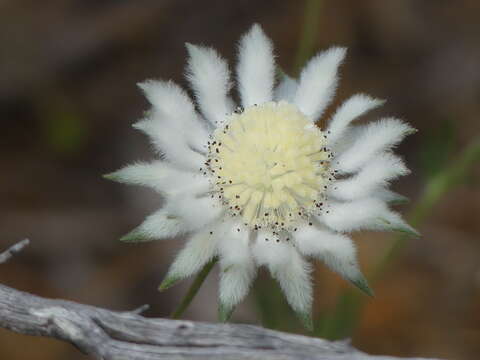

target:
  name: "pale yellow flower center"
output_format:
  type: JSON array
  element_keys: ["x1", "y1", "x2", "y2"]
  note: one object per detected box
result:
[{"x1": 205, "y1": 101, "x2": 331, "y2": 231}]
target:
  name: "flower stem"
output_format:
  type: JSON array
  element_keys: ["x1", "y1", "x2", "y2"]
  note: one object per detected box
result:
[
  {"x1": 171, "y1": 257, "x2": 218, "y2": 319},
  {"x1": 373, "y1": 137, "x2": 480, "y2": 278},
  {"x1": 316, "y1": 137, "x2": 480, "y2": 339},
  {"x1": 293, "y1": 0, "x2": 322, "y2": 76}
]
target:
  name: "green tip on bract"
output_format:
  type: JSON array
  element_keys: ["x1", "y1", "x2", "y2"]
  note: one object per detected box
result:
[
  {"x1": 218, "y1": 303, "x2": 235, "y2": 323},
  {"x1": 158, "y1": 274, "x2": 181, "y2": 292},
  {"x1": 377, "y1": 218, "x2": 420, "y2": 239},
  {"x1": 102, "y1": 172, "x2": 121, "y2": 182},
  {"x1": 276, "y1": 67, "x2": 289, "y2": 80},
  {"x1": 296, "y1": 311, "x2": 314, "y2": 332},
  {"x1": 390, "y1": 223, "x2": 421, "y2": 238},
  {"x1": 349, "y1": 274, "x2": 375, "y2": 298},
  {"x1": 120, "y1": 228, "x2": 147, "y2": 243},
  {"x1": 388, "y1": 195, "x2": 410, "y2": 205},
  {"x1": 222, "y1": 264, "x2": 234, "y2": 274}
]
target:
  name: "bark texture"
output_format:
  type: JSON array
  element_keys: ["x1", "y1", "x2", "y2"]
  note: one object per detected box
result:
[{"x1": 0, "y1": 241, "x2": 439, "y2": 360}]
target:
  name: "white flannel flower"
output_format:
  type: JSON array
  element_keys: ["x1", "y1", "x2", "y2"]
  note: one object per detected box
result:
[{"x1": 106, "y1": 24, "x2": 418, "y2": 328}]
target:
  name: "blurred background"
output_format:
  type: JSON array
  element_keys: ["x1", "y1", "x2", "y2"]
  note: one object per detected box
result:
[{"x1": 1, "y1": 0, "x2": 479, "y2": 359}]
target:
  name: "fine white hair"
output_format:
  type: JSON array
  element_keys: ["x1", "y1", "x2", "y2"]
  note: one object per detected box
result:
[
  {"x1": 294, "y1": 47, "x2": 346, "y2": 121},
  {"x1": 252, "y1": 233, "x2": 312, "y2": 318},
  {"x1": 185, "y1": 44, "x2": 233, "y2": 126},
  {"x1": 237, "y1": 24, "x2": 275, "y2": 107},
  {"x1": 329, "y1": 153, "x2": 410, "y2": 201},
  {"x1": 327, "y1": 93, "x2": 385, "y2": 145},
  {"x1": 334, "y1": 118, "x2": 415, "y2": 174}
]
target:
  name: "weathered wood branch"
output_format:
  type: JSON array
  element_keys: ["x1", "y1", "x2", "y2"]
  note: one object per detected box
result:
[
  {"x1": 0, "y1": 241, "x2": 439, "y2": 360},
  {"x1": 0, "y1": 239, "x2": 30, "y2": 264}
]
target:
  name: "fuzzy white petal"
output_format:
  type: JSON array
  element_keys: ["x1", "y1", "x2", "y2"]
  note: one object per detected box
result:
[
  {"x1": 217, "y1": 221, "x2": 256, "y2": 311},
  {"x1": 328, "y1": 153, "x2": 410, "y2": 201},
  {"x1": 253, "y1": 233, "x2": 312, "y2": 316},
  {"x1": 165, "y1": 195, "x2": 223, "y2": 231},
  {"x1": 185, "y1": 44, "x2": 233, "y2": 126},
  {"x1": 252, "y1": 231, "x2": 289, "y2": 265},
  {"x1": 319, "y1": 198, "x2": 418, "y2": 235},
  {"x1": 237, "y1": 24, "x2": 275, "y2": 107},
  {"x1": 294, "y1": 226, "x2": 367, "y2": 289},
  {"x1": 375, "y1": 188, "x2": 409, "y2": 204},
  {"x1": 294, "y1": 47, "x2": 346, "y2": 121},
  {"x1": 327, "y1": 94, "x2": 384, "y2": 145},
  {"x1": 330, "y1": 124, "x2": 363, "y2": 155},
  {"x1": 217, "y1": 221, "x2": 252, "y2": 267},
  {"x1": 219, "y1": 266, "x2": 255, "y2": 313},
  {"x1": 108, "y1": 161, "x2": 209, "y2": 196},
  {"x1": 274, "y1": 74, "x2": 298, "y2": 102},
  {"x1": 137, "y1": 80, "x2": 209, "y2": 151},
  {"x1": 124, "y1": 195, "x2": 223, "y2": 243},
  {"x1": 129, "y1": 208, "x2": 189, "y2": 242},
  {"x1": 133, "y1": 119, "x2": 205, "y2": 171},
  {"x1": 334, "y1": 118, "x2": 415, "y2": 174},
  {"x1": 164, "y1": 225, "x2": 220, "y2": 282}
]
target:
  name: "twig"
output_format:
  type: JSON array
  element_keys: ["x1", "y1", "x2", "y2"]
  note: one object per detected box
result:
[
  {"x1": 0, "y1": 239, "x2": 30, "y2": 264},
  {"x1": 0, "y1": 241, "x2": 440, "y2": 360},
  {"x1": 0, "y1": 284, "x2": 439, "y2": 360}
]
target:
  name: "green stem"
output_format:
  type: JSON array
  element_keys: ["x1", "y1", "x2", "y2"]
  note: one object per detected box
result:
[
  {"x1": 293, "y1": 0, "x2": 322, "y2": 75},
  {"x1": 171, "y1": 257, "x2": 218, "y2": 319},
  {"x1": 317, "y1": 138, "x2": 480, "y2": 339},
  {"x1": 373, "y1": 138, "x2": 480, "y2": 279}
]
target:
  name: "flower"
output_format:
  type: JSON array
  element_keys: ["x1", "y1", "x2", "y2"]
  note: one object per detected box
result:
[{"x1": 105, "y1": 24, "x2": 418, "y2": 328}]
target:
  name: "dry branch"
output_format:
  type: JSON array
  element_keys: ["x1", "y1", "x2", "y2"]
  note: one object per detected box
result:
[
  {"x1": 0, "y1": 241, "x2": 439, "y2": 360},
  {"x1": 0, "y1": 239, "x2": 30, "y2": 264}
]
